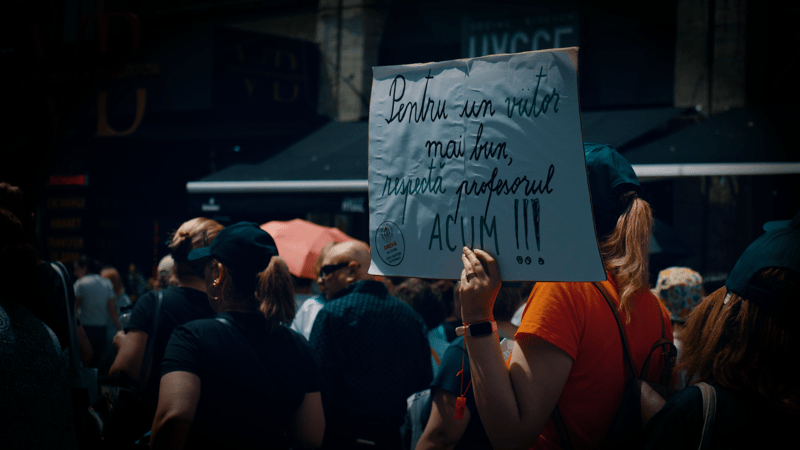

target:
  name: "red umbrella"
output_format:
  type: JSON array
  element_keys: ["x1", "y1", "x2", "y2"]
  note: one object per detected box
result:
[{"x1": 261, "y1": 219, "x2": 355, "y2": 279}]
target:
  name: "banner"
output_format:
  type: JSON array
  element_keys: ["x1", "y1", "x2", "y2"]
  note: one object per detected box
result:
[{"x1": 368, "y1": 48, "x2": 604, "y2": 281}]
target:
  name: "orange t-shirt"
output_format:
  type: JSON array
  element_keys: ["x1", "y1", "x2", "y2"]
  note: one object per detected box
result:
[{"x1": 515, "y1": 273, "x2": 672, "y2": 449}]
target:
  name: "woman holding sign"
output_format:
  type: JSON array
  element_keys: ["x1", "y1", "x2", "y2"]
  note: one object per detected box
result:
[{"x1": 456, "y1": 144, "x2": 673, "y2": 449}]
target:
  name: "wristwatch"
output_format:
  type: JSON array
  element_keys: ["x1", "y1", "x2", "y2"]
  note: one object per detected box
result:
[{"x1": 456, "y1": 321, "x2": 497, "y2": 337}]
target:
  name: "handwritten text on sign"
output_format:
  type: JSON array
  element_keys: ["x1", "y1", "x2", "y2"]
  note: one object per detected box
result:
[{"x1": 368, "y1": 49, "x2": 604, "y2": 281}]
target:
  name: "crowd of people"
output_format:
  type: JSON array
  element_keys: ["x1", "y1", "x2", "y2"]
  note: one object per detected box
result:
[{"x1": 1, "y1": 141, "x2": 799, "y2": 450}]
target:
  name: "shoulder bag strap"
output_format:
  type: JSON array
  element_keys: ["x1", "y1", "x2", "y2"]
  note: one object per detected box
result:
[
  {"x1": 214, "y1": 316, "x2": 268, "y2": 366},
  {"x1": 139, "y1": 290, "x2": 164, "y2": 386},
  {"x1": 640, "y1": 301, "x2": 678, "y2": 385},
  {"x1": 593, "y1": 281, "x2": 637, "y2": 377},
  {"x1": 50, "y1": 261, "x2": 81, "y2": 382},
  {"x1": 640, "y1": 338, "x2": 676, "y2": 384},
  {"x1": 697, "y1": 382, "x2": 717, "y2": 450},
  {"x1": 551, "y1": 404, "x2": 574, "y2": 450},
  {"x1": 551, "y1": 281, "x2": 630, "y2": 450}
]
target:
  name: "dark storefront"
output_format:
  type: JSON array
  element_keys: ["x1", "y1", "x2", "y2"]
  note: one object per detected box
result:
[{"x1": 3, "y1": 3, "x2": 323, "y2": 275}]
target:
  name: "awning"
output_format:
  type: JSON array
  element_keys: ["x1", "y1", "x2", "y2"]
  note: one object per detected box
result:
[
  {"x1": 187, "y1": 120, "x2": 371, "y2": 215},
  {"x1": 581, "y1": 107, "x2": 690, "y2": 150},
  {"x1": 188, "y1": 107, "x2": 689, "y2": 194},
  {"x1": 187, "y1": 107, "x2": 797, "y2": 214},
  {"x1": 622, "y1": 107, "x2": 800, "y2": 180}
]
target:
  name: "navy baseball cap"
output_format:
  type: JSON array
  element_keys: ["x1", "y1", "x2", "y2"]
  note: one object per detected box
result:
[
  {"x1": 763, "y1": 219, "x2": 791, "y2": 232},
  {"x1": 725, "y1": 210, "x2": 800, "y2": 313},
  {"x1": 188, "y1": 222, "x2": 279, "y2": 274},
  {"x1": 584, "y1": 143, "x2": 641, "y2": 237}
]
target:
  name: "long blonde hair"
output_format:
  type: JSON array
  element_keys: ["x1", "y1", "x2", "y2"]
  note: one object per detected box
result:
[{"x1": 598, "y1": 191, "x2": 653, "y2": 321}]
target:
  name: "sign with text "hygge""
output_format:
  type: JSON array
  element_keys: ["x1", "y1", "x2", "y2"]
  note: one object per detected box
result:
[{"x1": 368, "y1": 48, "x2": 604, "y2": 281}]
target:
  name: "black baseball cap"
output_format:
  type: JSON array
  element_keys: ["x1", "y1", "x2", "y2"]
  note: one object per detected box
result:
[
  {"x1": 584, "y1": 143, "x2": 641, "y2": 237},
  {"x1": 187, "y1": 222, "x2": 279, "y2": 275},
  {"x1": 725, "y1": 210, "x2": 800, "y2": 313}
]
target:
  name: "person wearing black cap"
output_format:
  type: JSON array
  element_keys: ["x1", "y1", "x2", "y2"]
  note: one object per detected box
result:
[
  {"x1": 638, "y1": 211, "x2": 800, "y2": 449},
  {"x1": 151, "y1": 222, "x2": 324, "y2": 449},
  {"x1": 454, "y1": 144, "x2": 674, "y2": 449},
  {"x1": 109, "y1": 217, "x2": 223, "y2": 439}
]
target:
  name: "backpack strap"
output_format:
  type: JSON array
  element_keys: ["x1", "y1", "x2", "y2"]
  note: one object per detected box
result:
[
  {"x1": 551, "y1": 281, "x2": 632, "y2": 450},
  {"x1": 639, "y1": 303, "x2": 677, "y2": 389},
  {"x1": 215, "y1": 316, "x2": 262, "y2": 359},
  {"x1": 640, "y1": 338, "x2": 676, "y2": 386},
  {"x1": 639, "y1": 315, "x2": 666, "y2": 377},
  {"x1": 50, "y1": 261, "x2": 81, "y2": 383},
  {"x1": 697, "y1": 382, "x2": 717, "y2": 450},
  {"x1": 139, "y1": 290, "x2": 164, "y2": 386},
  {"x1": 430, "y1": 347, "x2": 441, "y2": 366},
  {"x1": 551, "y1": 403, "x2": 574, "y2": 450},
  {"x1": 593, "y1": 281, "x2": 637, "y2": 378}
]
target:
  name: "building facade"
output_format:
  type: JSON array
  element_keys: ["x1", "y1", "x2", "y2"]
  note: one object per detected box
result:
[{"x1": 2, "y1": 0, "x2": 795, "y2": 280}]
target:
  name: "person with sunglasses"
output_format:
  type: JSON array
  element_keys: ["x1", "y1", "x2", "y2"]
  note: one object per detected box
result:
[
  {"x1": 290, "y1": 241, "x2": 337, "y2": 339},
  {"x1": 309, "y1": 240, "x2": 432, "y2": 450}
]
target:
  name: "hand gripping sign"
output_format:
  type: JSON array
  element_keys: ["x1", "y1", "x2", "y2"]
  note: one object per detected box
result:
[{"x1": 368, "y1": 48, "x2": 604, "y2": 282}]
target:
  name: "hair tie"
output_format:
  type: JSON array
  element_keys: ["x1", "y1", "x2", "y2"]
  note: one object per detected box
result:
[{"x1": 170, "y1": 236, "x2": 191, "y2": 261}]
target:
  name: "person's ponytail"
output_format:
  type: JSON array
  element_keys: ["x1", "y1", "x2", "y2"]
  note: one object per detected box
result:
[
  {"x1": 599, "y1": 192, "x2": 653, "y2": 322},
  {"x1": 256, "y1": 256, "x2": 296, "y2": 329}
]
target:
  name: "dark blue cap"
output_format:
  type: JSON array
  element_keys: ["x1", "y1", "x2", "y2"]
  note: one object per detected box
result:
[
  {"x1": 763, "y1": 220, "x2": 791, "y2": 232},
  {"x1": 584, "y1": 143, "x2": 641, "y2": 237},
  {"x1": 725, "y1": 210, "x2": 800, "y2": 312},
  {"x1": 188, "y1": 222, "x2": 279, "y2": 275}
]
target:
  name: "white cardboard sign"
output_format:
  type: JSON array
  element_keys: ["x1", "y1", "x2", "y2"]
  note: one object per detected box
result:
[{"x1": 368, "y1": 48, "x2": 604, "y2": 281}]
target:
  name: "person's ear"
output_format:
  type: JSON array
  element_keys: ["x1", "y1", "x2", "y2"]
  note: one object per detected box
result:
[
  {"x1": 345, "y1": 260, "x2": 359, "y2": 282},
  {"x1": 214, "y1": 262, "x2": 227, "y2": 287}
]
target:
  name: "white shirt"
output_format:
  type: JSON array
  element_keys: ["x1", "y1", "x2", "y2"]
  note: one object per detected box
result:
[
  {"x1": 290, "y1": 296, "x2": 324, "y2": 340},
  {"x1": 73, "y1": 274, "x2": 115, "y2": 326}
]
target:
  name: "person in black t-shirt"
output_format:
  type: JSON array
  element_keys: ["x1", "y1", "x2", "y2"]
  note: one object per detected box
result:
[
  {"x1": 152, "y1": 222, "x2": 324, "y2": 450},
  {"x1": 109, "y1": 217, "x2": 224, "y2": 435}
]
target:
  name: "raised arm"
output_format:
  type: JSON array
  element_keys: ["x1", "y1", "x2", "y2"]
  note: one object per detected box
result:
[{"x1": 459, "y1": 247, "x2": 573, "y2": 450}]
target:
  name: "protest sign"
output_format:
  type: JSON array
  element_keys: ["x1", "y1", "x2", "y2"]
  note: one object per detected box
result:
[{"x1": 368, "y1": 48, "x2": 605, "y2": 281}]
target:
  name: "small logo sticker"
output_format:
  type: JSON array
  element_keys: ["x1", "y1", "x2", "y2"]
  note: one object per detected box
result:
[{"x1": 375, "y1": 221, "x2": 405, "y2": 267}]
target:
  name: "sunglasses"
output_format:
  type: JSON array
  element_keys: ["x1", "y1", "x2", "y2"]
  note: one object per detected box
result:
[{"x1": 319, "y1": 262, "x2": 350, "y2": 280}]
